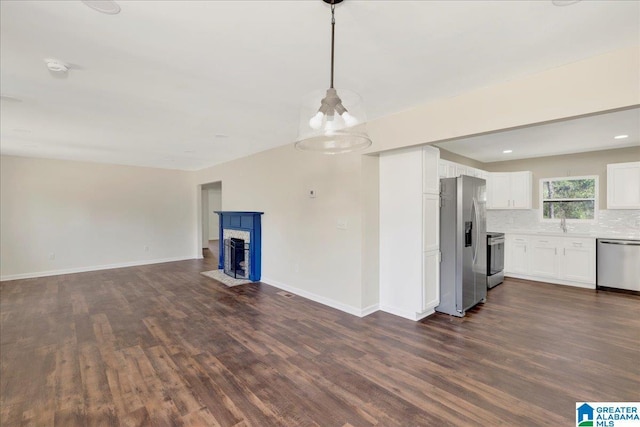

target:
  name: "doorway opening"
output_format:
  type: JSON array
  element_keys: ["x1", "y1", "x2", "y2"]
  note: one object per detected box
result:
[{"x1": 200, "y1": 181, "x2": 222, "y2": 261}]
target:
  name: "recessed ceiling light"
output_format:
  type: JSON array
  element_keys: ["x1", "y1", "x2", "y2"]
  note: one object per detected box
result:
[
  {"x1": 503, "y1": 150, "x2": 513, "y2": 154},
  {"x1": 614, "y1": 134, "x2": 629, "y2": 139},
  {"x1": 81, "y1": 0, "x2": 121, "y2": 15}
]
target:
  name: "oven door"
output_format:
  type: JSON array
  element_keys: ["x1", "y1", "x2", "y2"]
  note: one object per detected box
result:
[{"x1": 488, "y1": 236, "x2": 505, "y2": 275}]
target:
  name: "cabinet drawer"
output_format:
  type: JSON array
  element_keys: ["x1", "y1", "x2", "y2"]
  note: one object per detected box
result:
[
  {"x1": 532, "y1": 238, "x2": 559, "y2": 248},
  {"x1": 563, "y1": 238, "x2": 595, "y2": 248}
]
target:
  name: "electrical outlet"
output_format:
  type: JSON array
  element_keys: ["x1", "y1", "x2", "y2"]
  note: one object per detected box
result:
[
  {"x1": 144, "y1": 245, "x2": 150, "y2": 252},
  {"x1": 49, "y1": 253, "x2": 55, "y2": 260},
  {"x1": 337, "y1": 219, "x2": 348, "y2": 230}
]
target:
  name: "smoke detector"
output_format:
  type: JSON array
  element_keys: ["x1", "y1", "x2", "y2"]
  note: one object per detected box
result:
[
  {"x1": 44, "y1": 58, "x2": 69, "y2": 73},
  {"x1": 81, "y1": 0, "x2": 121, "y2": 15}
]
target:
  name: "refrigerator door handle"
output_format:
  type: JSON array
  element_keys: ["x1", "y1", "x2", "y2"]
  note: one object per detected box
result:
[{"x1": 472, "y1": 197, "x2": 479, "y2": 264}]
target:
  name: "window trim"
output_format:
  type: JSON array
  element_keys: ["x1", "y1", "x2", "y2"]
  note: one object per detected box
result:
[{"x1": 539, "y1": 175, "x2": 599, "y2": 223}]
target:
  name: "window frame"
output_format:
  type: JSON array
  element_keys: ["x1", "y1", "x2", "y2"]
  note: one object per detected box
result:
[{"x1": 539, "y1": 175, "x2": 599, "y2": 223}]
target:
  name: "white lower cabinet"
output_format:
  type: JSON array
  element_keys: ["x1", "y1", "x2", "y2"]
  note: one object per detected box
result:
[
  {"x1": 561, "y1": 239, "x2": 596, "y2": 284},
  {"x1": 422, "y1": 250, "x2": 440, "y2": 311},
  {"x1": 505, "y1": 235, "x2": 529, "y2": 274},
  {"x1": 505, "y1": 233, "x2": 595, "y2": 288},
  {"x1": 530, "y1": 238, "x2": 559, "y2": 279}
]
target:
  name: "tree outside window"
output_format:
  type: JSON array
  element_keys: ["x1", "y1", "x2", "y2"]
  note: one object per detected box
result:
[{"x1": 540, "y1": 176, "x2": 598, "y2": 221}]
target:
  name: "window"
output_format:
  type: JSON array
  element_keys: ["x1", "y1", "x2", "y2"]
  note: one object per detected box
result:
[{"x1": 540, "y1": 176, "x2": 598, "y2": 221}]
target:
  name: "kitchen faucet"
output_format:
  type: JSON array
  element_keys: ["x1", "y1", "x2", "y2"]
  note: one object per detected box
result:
[{"x1": 560, "y1": 217, "x2": 567, "y2": 233}]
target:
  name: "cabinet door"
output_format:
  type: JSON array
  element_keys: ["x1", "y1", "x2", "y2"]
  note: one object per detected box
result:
[
  {"x1": 561, "y1": 240, "x2": 595, "y2": 284},
  {"x1": 422, "y1": 250, "x2": 440, "y2": 312},
  {"x1": 423, "y1": 194, "x2": 439, "y2": 252},
  {"x1": 607, "y1": 162, "x2": 640, "y2": 209},
  {"x1": 438, "y1": 160, "x2": 448, "y2": 179},
  {"x1": 510, "y1": 171, "x2": 532, "y2": 209},
  {"x1": 422, "y1": 147, "x2": 440, "y2": 194},
  {"x1": 530, "y1": 239, "x2": 559, "y2": 279},
  {"x1": 506, "y1": 236, "x2": 529, "y2": 274},
  {"x1": 446, "y1": 163, "x2": 457, "y2": 178},
  {"x1": 487, "y1": 173, "x2": 511, "y2": 209}
]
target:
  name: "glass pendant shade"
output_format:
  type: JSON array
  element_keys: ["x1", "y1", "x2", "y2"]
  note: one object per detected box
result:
[{"x1": 295, "y1": 88, "x2": 372, "y2": 154}]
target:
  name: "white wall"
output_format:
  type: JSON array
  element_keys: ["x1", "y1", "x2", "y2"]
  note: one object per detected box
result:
[
  {"x1": 208, "y1": 187, "x2": 222, "y2": 240},
  {"x1": 0, "y1": 156, "x2": 197, "y2": 280},
  {"x1": 195, "y1": 144, "x2": 368, "y2": 315},
  {"x1": 201, "y1": 188, "x2": 209, "y2": 247}
]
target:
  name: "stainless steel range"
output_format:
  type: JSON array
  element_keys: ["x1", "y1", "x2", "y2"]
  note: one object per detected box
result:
[{"x1": 487, "y1": 232, "x2": 505, "y2": 289}]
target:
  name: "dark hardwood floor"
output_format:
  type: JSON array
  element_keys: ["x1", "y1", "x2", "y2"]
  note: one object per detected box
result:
[
  {"x1": 203, "y1": 240, "x2": 219, "y2": 260},
  {"x1": 1, "y1": 259, "x2": 638, "y2": 426}
]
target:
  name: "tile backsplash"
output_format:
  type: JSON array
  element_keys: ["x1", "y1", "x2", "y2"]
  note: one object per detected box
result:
[{"x1": 487, "y1": 209, "x2": 640, "y2": 238}]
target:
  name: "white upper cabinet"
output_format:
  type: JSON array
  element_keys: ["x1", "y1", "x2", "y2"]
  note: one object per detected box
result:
[
  {"x1": 438, "y1": 159, "x2": 488, "y2": 180},
  {"x1": 607, "y1": 162, "x2": 640, "y2": 209},
  {"x1": 423, "y1": 147, "x2": 440, "y2": 194},
  {"x1": 487, "y1": 171, "x2": 532, "y2": 209}
]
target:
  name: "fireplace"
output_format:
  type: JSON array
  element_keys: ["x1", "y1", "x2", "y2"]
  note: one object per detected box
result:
[
  {"x1": 223, "y1": 237, "x2": 249, "y2": 279},
  {"x1": 215, "y1": 211, "x2": 263, "y2": 281}
]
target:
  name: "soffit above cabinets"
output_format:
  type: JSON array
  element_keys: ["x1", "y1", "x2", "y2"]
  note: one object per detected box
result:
[{"x1": 435, "y1": 107, "x2": 640, "y2": 163}]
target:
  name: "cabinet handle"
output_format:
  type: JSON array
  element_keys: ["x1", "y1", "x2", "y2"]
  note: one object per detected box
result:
[
  {"x1": 555, "y1": 248, "x2": 557, "y2": 255},
  {"x1": 563, "y1": 248, "x2": 565, "y2": 256},
  {"x1": 539, "y1": 240, "x2": 548, "y2": 243},
  {"x1": 573, "y1": 242, "x2": 583, "y2": 247},
  {"x1": 524, "y1": 245, "x2": 527, "y2": 253}
]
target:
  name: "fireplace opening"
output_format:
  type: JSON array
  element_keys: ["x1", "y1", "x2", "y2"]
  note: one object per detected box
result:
[{"x1": 224, "y1": 238, "x2": 250, "y2": 279}]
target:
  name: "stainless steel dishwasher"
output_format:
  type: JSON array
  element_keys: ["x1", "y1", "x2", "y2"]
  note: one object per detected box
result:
[{"x1": 596, "y1": 239, "x2": 640, "y2": 292}]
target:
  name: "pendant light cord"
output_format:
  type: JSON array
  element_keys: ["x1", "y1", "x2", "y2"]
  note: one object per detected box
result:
[{"x1": 330, "y1": 1, "x2": 335, "y2": 89}]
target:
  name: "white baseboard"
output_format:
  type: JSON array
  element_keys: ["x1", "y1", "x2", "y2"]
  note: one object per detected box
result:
[
  {"x1": 379, "y1": 304, "x2": 434, "y2": 321},
  {"x1": 0, "y1": 256, "x2": 196, "y2": 282},
  {"x1": 360, "y1": 303, "x2": 380, "y2": 317},
  {"x1": 260, "y1": 277, "x2": 379, "y2": 318},
  {"x1": 505, "y1": 273, "x2": 596, "y2": 289}
]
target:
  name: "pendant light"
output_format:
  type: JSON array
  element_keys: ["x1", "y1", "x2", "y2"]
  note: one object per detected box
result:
[{"x1": 295, "y1": 0, "x2": 372, "y2": 154}]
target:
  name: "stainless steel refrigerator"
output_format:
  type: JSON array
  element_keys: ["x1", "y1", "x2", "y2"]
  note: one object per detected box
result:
[{"x1": 436, "y1": 175, "x2": 487, "y2": 317}]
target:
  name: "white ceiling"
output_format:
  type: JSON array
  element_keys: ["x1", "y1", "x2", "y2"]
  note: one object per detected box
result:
[
  {"x1": 436, "y1": 107, "x2": 640, "y2": 163},
  {"x1": 1, "y1": 1, "x2": 639, "y2": 171}
]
